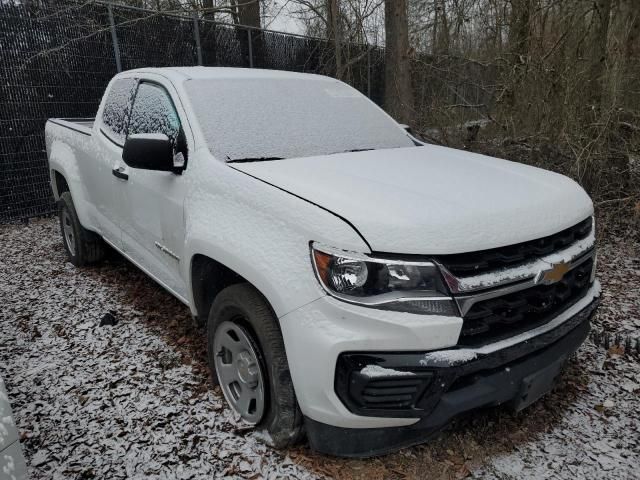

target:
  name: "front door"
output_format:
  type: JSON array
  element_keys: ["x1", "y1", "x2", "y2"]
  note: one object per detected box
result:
[{"x1": 115, "y1": 80, "x2": 189, "y2": 300}]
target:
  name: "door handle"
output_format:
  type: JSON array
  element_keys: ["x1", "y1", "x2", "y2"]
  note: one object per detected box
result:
[{"x1": 112, "y1": 166, "x2": 129, "y2": 181}]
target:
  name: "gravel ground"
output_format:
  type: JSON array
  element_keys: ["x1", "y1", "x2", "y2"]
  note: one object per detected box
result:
[{"x1": 0, "y1": 217, "x2": 638, "y2": 479}]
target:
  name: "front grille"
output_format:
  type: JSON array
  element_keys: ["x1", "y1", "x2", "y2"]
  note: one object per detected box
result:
[
  {"x1": 459, "y1": 257, "x2": 594, "y2": 345},
  {"x1": 437, "y1": 217, "x2": 592, "y2": 277}
]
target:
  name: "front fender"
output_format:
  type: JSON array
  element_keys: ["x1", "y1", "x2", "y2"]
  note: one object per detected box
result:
[{"x1": 181, "y1": 158, "x2": 369, "y2": 318}]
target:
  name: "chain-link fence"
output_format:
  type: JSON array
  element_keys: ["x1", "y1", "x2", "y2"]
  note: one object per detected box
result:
[{"x1": 0, "y1": 0, "x2": 493, "y2": 222}]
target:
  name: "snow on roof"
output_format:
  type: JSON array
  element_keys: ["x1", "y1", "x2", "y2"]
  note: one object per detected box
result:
[{"x1": 120, "y1": 66, "x2": 330, "y2": 83}]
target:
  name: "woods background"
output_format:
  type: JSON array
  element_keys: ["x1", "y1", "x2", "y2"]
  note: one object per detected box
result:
[
  {"x1": 110, "y1": 0, "x2": 640, "y2": 211},
  {"x1": 2, "y1": 0, "x2": 640, "y2": 228}
]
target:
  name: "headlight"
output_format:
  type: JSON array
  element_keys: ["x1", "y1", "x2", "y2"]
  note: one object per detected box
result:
[{"x1": 311, "y1": 242, "x2": 458, "y2": 315}]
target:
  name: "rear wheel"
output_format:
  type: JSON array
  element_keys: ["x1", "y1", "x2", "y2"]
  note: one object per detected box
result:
[
  {"x1": 207, "y1": 284, "x2": 304, "y2": 448},
  {"x1": 58, "y1": 191, "x2": 105, "y2": 266}
]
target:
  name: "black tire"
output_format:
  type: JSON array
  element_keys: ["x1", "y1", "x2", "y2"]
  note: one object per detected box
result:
[
  {"x1": 207, "y1": 283, "x2": 304, "y2": 448},
  {"x1": 58, "y1": 191, "x2": 105, "y2": 267}
]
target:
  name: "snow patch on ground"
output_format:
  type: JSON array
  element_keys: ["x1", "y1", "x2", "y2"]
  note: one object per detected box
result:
[
  {"x1": 0, "y1": 218, "x2": 638, "y2": 479},
  {"x1": 475, "y1": 345, "x2": 640, "y2": 479},
  {"x1": 0, "y1": 220, "x2": 324, "y2": 480}
]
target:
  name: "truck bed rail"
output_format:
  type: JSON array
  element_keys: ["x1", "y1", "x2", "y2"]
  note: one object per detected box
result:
[{"x1": 48, "y1": 118, "x2": 95, "y2": 136}]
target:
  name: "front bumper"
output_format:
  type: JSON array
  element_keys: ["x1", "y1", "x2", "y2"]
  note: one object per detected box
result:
[{"x1": 304, "y1": 297, "x2": 598, "y2": 457}]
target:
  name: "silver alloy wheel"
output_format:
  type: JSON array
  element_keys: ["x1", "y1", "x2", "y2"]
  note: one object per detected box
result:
[
  {"x1": 213, "y1": 320, "x2": 266, "y2": 424},
  {"x1": 62, "y1": 208, "x2": 76, "y2": 256}
]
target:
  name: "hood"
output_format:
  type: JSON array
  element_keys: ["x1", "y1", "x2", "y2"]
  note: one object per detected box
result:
[{"x1": 231, "y1": 145, "x2": 593, "y2": 255}]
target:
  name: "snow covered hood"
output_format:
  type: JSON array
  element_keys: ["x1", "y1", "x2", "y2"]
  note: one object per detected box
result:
[{"x1": 232, "y1": 144, "x2": 594, "y2": 255}]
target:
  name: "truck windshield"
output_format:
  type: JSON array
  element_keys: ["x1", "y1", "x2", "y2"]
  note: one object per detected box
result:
[{"x1": 183, "y1": 77, "x2": 415, "y2": 161}]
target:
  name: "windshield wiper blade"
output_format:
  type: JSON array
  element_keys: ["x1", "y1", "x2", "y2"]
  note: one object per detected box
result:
[
  {"x1": 326, "y1": 148, "x2": 377, "y2": 155},
  {"x1": 228, "y1": 156, "x2": 284, "y2": 163},
  {"x1": 344, "y1": 148, "x2": 375, "y2": 153},
  {"x1": 326, "y1": 148, "x2": 376, "y2": 156}
]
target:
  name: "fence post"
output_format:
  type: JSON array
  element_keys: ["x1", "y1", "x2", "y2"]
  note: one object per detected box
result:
[
  {"x1": 107, "y1": 4, "x2": 122, "y2": 73},
  {"x1": 367, "y1": 45, "x2": 371, "y2": 99},
  {"x1": 193, "y1": 12, "x2": 203, "y2": 66},
  {"x1": 247, "y1": 29, "x2": 253, "y2": 68}
]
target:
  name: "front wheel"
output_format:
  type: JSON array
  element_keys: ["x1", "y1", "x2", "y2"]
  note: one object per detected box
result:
[
  {"x1": 207, "y1": 284, "x2": 304, "y2": 448},
  {"x1": 213, "y1": 320, "x2": 266, "y2": 424}
]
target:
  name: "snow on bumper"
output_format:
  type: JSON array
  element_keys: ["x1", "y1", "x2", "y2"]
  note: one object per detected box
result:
[
  {"x1": 279, "y1": 281, "x2": 601, "y2": 430},
  {"x1": 279, "y1": 295, "x2": 463, "y2": 429}
]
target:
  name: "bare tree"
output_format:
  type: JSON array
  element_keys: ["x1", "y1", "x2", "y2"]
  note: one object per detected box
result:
[
  {"x1": 201, "y1": 0, "x2": 216, "y2": 19},
  {"x1": 508, "y1": 0, "x2": 532, "y2": 59},
  {"x1": 327, "y1": 0, "x2": 344, "y2": 78},
  {"x1": 587, "y1": 0, "x2": 612, "y2": 107},
  {"x1": 433, "y1": 0, "x2": 449, "y2": 54},
  {"x1": 232, "y1": 0, "x2": 261, "y2": 26},
  {"x1": 384, "y1": 0, "x2": 414, "y2": 124}
]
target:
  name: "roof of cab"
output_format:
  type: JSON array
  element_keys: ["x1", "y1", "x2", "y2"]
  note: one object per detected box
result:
[{"x1": 120, "y1": 66, "x2": 331, "y2": 83}]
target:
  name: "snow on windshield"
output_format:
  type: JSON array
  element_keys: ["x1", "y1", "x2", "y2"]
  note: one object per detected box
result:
[{"x1": 184, "y1": 77, "x2": 415, "y2": 161}]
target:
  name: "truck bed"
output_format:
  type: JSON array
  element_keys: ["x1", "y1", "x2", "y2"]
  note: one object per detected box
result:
[{"x1": 47, "y1": 117, "x2": 95, "y2": 136}]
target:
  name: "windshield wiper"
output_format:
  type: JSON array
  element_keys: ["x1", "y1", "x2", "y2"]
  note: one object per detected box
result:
[
  {"x1": 326, "y1": 148, "x2": 376, "y2": 156},
  {"x1": 227, "y1": 156, "x2": 284, "y2": 163}
]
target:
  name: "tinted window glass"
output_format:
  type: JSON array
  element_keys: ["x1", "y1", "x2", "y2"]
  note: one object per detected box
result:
[
  {"x1": 128, "y1": 82, "x2": 181, "y2": 141},
  {"x1": 101, "y1": 78, "x2": 136, "y2": 143}
]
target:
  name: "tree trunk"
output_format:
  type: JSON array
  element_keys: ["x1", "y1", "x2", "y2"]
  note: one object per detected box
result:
[
  {"x1": 432, "y1": 0, "x2": 438, "y2": 54},
  {"x1": 326, "y1": 0, "x2": 343, "y2": 79},
  {"x1": 235, "y1": 0, "x2": 260, "y2": 28},
  {"x1": 232, "y1": 0, "x2": 262, "y2": 67},
  {"x1": 587, "y1": 0, "x2": 612, "y2": 107},
  {"x1": 617, "y1": 0, "x2": 639, "y2": 99},
  {"x1": 508, "y1": 0, "x2": 532, "y2": 59},
  {"x1": 493, "y1": 0, "x2": 503, "y2": 53},
  {"x1": 384, "y1": 0, "x2": 414, "y2": 124},
  {"x1": 201, "y1": 0, "x2": 215, "y2": 20},
  {"x1": 435, "y1": 0, "x2": 449, "y2": 54},
  {"x1": 621, "y1": 0, "x2": 640, "y2": 60}
]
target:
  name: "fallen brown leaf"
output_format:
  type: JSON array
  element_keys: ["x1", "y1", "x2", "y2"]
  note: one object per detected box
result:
[{"x1": 608, "y1": 345, "x2": 625, "y2": 356}]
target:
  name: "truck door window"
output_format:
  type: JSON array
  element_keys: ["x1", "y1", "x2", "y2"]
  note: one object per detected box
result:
[
  {"x1": 101, "y1": 78, "x2": 136, "y2": 144},
  {"x1": 128, "y1": 82, "x2": 181, "y2": 142}
]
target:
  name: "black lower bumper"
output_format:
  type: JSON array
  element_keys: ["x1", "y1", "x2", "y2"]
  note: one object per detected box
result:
[{"x1": 305, "y1": 298, "x2": 598, "y2": 457}]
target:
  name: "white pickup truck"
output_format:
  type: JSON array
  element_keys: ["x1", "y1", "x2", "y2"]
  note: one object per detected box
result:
[{"x1": 46, "y1": 67, "x2": 600, "y2": 457}]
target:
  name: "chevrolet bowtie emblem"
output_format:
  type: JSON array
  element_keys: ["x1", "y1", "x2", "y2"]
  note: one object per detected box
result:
[{"x1": 537, "y1": 261, "x2": 570, "y2": 285}]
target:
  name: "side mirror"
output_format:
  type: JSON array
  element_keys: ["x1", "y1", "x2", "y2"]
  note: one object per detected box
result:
[
  {"x1": 399, "y1": 123, "x2": 414, "y2": 135},
  {"x1": 122, "y1": 133, "x2": 183, "y2": 173},
  {"x1": 399, "y1": 123, "x2": 425, "y2": 146}
]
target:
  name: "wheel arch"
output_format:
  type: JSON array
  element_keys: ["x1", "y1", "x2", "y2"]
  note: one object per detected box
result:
[
  {"x1": 52, "y1": 169, "x2": 70, "y2": 199},
  {"x1": 190, "y1": 253, "x2": 278, "y2": 324}
]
